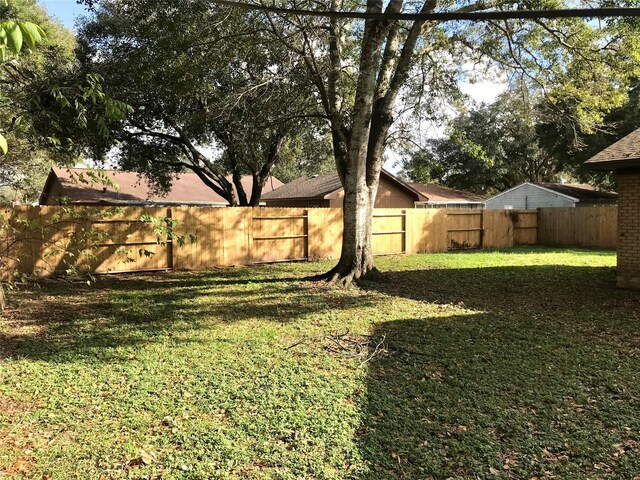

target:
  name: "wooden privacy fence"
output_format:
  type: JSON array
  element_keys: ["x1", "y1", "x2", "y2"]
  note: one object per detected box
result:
[
  {"x1": 2, "y1": 204, "x2": 617, "y2": 278},
  {"x1": 538, "y1": 206, "x2": 617, "y2": 249},
  {"x1": 1, "y1": 206, "x2": 540, "y2": 278}
]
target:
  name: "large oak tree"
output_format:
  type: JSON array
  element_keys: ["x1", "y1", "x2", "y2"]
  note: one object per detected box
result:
[{"x1": 263, "y1": 0, "x2": 639, "y2": 284}]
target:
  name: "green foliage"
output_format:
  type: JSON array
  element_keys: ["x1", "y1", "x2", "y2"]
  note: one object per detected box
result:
[
  {"x1": 273, "y1": 131, "x2": 335, "y2": 183},
  {"x1": 78, "y1": 0, "x2": 322, "y2": 205},
  {"x1": 3, "y1": 248, "x2": 640, "y2": 477},
  {"x1": 139, "y1": 213, "x2": 196, "y2": 247},
  {"x1": 0, "y1": 0, "x2": 75, "y2": 202},
  {"x1": 0, "y1": 1, "x2": 131, "y2": 204},
  {"x1": 401, "y1": 87, "x2": 559, "y2": 194},
  {"x1": 0, "y1": 18, "x2": 46, "y2": 58}
]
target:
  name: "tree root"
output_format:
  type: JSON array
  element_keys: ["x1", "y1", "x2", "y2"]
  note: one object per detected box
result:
[{"x1": 304, "y1": 265, "x2": 384, "y2": 287}]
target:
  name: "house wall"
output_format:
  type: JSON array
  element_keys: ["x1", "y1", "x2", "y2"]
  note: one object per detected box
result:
[
  {"x1": 328, "y1": 175, "x2": 417, "y2": 208},
  {"x1": 40, "y1": 178, "x2": 64, "y2": 205},
  {"x1": 375, "y1": 175, "x2": 418, "y2": 208},
  {"x1": 617, "y1": 170, "x2": 640, "y2": 289},
  {"x1": 484, "y1": 184, "x2": 575, "y2": 210}
]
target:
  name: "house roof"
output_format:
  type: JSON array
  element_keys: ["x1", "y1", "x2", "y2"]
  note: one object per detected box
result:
[
  {"x1": 40, "y1": 167, "x2": 283, "y2": 205},
  {"x1": 484, "y1": 181, "x2": 617, "y2": 204},
  {"x1": 534, "y1": 183, "x2": 618, "y2": 202},
  {"x1": 407, "y1": 182, "x2": 483, "y2": 203},
  {"x1": 261, "y1": 172, "x2": 343, "y2": 200},
  {"x1": 585, "y1": 127, "x2": 640, "y2": 170},
  {"x1": 262, "y1": 169, "x2": 426, "y2": 201}
]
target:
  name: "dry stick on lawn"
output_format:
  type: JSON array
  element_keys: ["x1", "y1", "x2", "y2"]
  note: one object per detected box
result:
[{"x1": 285, "y1": 328, "x2": 388, "y2": 366}]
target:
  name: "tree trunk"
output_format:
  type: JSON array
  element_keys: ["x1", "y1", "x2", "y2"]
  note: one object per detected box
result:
[
  {"x1": 306, "y1": 0, "x2": 428, "y2": 285},
  {"x1": 232, "y1": 167, "x2": 249, "y2": 206},
  {"x1": 313, "y1": 147, "x2": 381, "y2": 286},
  {"x1": 249, "y1": 173, "x2": 264, "y2": 206}
]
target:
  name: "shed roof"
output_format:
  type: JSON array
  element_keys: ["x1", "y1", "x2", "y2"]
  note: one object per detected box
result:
[
  {"x1": 585, "y1": 127, "x2": 640, "y2": 170},
  {"x1": 407, "y1": 182, "x2": 483, "y2": 203},
  {"x1": 261, "y1": 172, "x2": 343, "y2": 200},
  {"x1": 40, "y1": 168, "x2": 283, "y2": 205}
]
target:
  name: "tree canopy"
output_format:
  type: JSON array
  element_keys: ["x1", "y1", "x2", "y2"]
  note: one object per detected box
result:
[
  {"x1": 78, "y1": 0, "x2": 323, "y2": 205},
  {"x1": 399, "y1": 87, "x2": 556, "y2": 195},
  {"x1": 0, "y1": 0, "x2": 75, "y2": 202},
  {"x1": 0, "y1": 0, "x2": 131, "y2": 204}
]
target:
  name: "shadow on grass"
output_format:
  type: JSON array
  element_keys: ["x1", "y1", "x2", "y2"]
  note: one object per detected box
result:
[
  {"x1": 358, "y1": 314, "x2": 640, "y2": 479},
  {"x1": 0, "y1": 268, "x2": 377, "y2": 363},
  {"x1": 3, "y1": 258, "x2": 640, "y2": 478},
  {"x1": 356, "y1": 264, "x2": 640, "y2": 478}
]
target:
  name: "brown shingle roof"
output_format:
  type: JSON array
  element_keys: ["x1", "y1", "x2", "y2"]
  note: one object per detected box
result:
[
  {"x1": 261, "y1": 169, "x2": 426, "y2": 202},
  {"x1": 585, "y1": 128, "x2": 640, "y2": 170},
  {"x1": 407, "y1": 182, "x2": 483, "y2": 203},
  {"x1": 534, "y1": 183, "x2": 618, "y2": 202},
  {"x1": 261, "y1": 172, "x2": 343, "y2": 200},
  {"x1": 41, "y1": 168, "x2": 283, "y2": 205}
]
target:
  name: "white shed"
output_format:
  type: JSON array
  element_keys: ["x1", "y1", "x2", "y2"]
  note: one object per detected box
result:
[{"x1": 483, "y1": 182, "x2": 617, "y2": 210}]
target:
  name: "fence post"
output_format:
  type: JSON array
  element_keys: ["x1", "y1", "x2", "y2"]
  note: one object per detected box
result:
[
  {"x1": 402, "y1": 209, "x2": 407, "y2": 254},
  {"x1": 248, "y1": 207, "x2": 254, "y2": 265},
  {"x1": 304, "y1": 209, "x2": 309, "y2": 260},
  {"x1": 166, "y1": 207, "x2": 174, "y2": 270}
]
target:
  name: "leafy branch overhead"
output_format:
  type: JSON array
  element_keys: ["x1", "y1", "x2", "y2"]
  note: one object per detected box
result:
[
  {"x1": 0, "y1": 19, "x2": 45, "y2": 59},
  {"x1": 0, "y1": 0, "x2": 134, "y2": 205},
  {"x1": 0, "y1": 16, "x2": 46, "y2": 155}
]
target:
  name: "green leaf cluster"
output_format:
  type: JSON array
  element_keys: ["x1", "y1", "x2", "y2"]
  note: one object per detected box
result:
[{"x1": 0, "y1": 18, "x2": 45, "y2": 60}]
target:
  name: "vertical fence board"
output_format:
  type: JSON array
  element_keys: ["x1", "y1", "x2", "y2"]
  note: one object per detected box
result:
[
  {"x1": 513, "y1": 211, "x2": 538, "y2": 245},
  {"x1": 447, "y1": 212, "x2": 483, "y2": 250},
  {"x1": 482, "y1": 210, "x2": 514, "y2": 248},
  {"x1": 372, "y1": 209, "x2": 406, "y2": 255},
  {"x1": 308, "y1": 208, "x2": 343, "y2": 260}
]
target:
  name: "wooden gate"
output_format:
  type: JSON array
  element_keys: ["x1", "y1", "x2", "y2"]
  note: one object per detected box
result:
[
  {"x1": 251, "y1": 208, "x2": 309, "y2": 263},
  {"x1": 372, "y1": 210, "x2": 406, "y2": 255},
  {"x1": 513, "y1": 211, "x2": 538, "y2": 245},
  {"x1": 447, "y1": 211, "x2": 483, "y2": 250}
]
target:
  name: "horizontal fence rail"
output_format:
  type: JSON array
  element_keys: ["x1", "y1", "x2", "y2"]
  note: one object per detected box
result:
[{"x1": 0, "y1": 204, "x2": 616, "y2": 279}]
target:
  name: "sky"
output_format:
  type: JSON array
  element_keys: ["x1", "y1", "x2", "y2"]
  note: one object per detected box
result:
[{"x1": 40, "y1": 0, "x2": 91, "y2": 30}]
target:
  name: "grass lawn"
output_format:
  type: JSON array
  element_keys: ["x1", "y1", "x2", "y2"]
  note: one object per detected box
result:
[{"x1": 1, "y1": 246, "x2": 640, "y2": 479}]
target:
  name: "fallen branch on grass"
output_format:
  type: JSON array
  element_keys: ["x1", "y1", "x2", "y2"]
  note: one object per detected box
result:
[{"x1": 285, "y1": 328, "x2": 387, "y2": 366}]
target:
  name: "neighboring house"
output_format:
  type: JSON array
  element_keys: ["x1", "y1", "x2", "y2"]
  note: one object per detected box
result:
[
  {"x1": 39, "y1": 167, "x2": 283, "y2": 206},
  {"x1": 585, "y1": 127, "x2": 640, "y2": 289},
  {"x1": 408, "y1": 182, "x2": 484, "y2": 209},
  {"x1": 483, "y1": 182, "x2": 618, "y2": 210},
  {"x1": 261, "y1": 169, "x2": 427, "y2": 208}
]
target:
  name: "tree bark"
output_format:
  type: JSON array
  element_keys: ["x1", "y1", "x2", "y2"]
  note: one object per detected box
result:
[
  {"x1": 304, "y1": 0, "x2": 436, "y2": 284},
  {"x1": 312, "y1": 144, "x2": 381, "y2": 286}
]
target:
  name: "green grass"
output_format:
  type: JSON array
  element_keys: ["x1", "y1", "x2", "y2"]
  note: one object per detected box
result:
[{"x1": 1, "y1": 246, "x2": 639, "y2": 479}]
